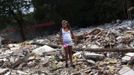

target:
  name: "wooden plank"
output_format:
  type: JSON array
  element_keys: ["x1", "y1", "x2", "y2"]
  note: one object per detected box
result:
[
  {"x1": 32, "y1": 43, "x2": 61, "y2": 48},
  {"x1": 32, "y1": 43, "x2": 134, "y2": 52},
  {"x1": 74, "y1": 48, "x2": 134, "y2": 52}
]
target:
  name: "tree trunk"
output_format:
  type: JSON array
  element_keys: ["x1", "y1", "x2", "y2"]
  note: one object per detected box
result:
[
  {"x1": 10, "y1": 9, "x2": 26, "y2": 41},
  {"x1": 17, "y1": 20, "x2": 26, "y2": 41}
]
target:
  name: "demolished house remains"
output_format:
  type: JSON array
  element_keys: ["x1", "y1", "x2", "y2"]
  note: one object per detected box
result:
[{"x1": 0, "y1": 20, "x2": 134, "y2": 75}]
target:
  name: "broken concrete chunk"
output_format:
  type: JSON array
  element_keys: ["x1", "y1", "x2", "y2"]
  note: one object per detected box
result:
[
  {"x1": 71, "y1": 72, "x2": 81, "y2": 75},
  {"x1": 8, "y1": 44, "x2": 20, "y2": 48},
  {"x1": 88, "y1": 44, "x2": 102, "y2": 49},
  {"x1": 4, "y1": 71, "x2": 11, "y2": 75},
  {"x1": 128, "y1": 56, "x2": 134, "y2": 65},
  {"x1": 119, "y1": 66, "x2": 134, "y2": 75},
  {"x1": 27, "y1": 60, "x2": 37, "y2": 67},
  {"x1": 122, "y1": 56, "x2": 131, "y2": 63},
  {"x1": 17, "y1": 70, "x2": 27, "y2": 75},
  {"x1": 126, "y1": 53, "x2": 134, "y2": 57},
  {"x1": 28, "y1": 56, "x2": 36, "y2": 61},
  {"x1": 34, "y1": 39, "x2": 51, "y2": 45},
  {"x1": 32, "y1": 45, "x2": 56, "y2": 55},
  {"x1": 35, "y1": 39, "x2": 45, "y2": 43},
  {"x1": 125, "y1": 30, "x2": 134, "y2": 35},
  {"x1": 129, "y1": 40, "x2": 134, "y2": 48},
  {"x1": 86, "y1": 60, "x2": 96, "y2": 65},
  {"x1": 84, "y1": 52, "x2": 105, "y2": 61},
  {"x1": 122, "y1": 53, "x2": 134, "y2": 63},
  {"x1": 0, "y1": 68, "x2": 9, "y2": 74},
  {"x1": 40, "y1": 56, "x2": 50, "y2": 65},
  {"x1": 8, "y1": 44, "x2": 21, "y2": 51},
  {"x1": 73, "y1": 52, "x2": 82, "y2": 59},
  {"x1": 1, "y1": 20, "x2": 134, "y2": 75},
  {"x1": 56, "y1": 62, "x2": 64, "y2": 68}
]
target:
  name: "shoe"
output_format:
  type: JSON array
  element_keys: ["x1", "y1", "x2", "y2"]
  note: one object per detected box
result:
[
  {"x1": 65, "y1": 64, "x2": 68, "y2": 68},
  {"x1": 71, "y1": 64, "x2": 75, "y2": 68}
]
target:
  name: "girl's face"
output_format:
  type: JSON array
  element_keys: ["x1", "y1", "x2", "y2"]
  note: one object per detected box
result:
[{"x1": 62, "y1": 21, "x2": 68, "y2": 28}]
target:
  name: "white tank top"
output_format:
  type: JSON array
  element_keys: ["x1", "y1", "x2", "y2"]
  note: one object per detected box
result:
[{"x1": 62, "y1": 28, "x2": 72, "y2": 42}]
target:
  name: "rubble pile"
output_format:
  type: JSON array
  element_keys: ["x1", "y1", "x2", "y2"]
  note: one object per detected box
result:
[
  {"x1": 0, "y1": 20, "x2": 134, "y2": 75},
  {"x1": 75, "y1": 21, "x2": 134, "y2": 49}
]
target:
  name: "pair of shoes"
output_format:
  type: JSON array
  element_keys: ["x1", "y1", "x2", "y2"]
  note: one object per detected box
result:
[
  {"x1": 71, "y1": 64, "x2": 75, "y2": 68},
  {"x1": 65, "y1": 64, "x2": 68, "y2": 68}
]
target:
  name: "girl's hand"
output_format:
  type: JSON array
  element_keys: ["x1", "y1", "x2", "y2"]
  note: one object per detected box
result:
[{"x1": 73, "y1": 35, "x2": 78, "y2": 44}]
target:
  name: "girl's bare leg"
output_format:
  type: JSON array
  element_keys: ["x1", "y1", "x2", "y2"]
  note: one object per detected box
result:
[
  {"x1": 68, "y1": 46, "x2": 73, "y2": 66},
  {"x1": 64, "y1": 47, "x2": 69, "y2": 67}
]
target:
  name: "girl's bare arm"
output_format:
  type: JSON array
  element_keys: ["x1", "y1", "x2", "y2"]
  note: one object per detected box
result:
[{"x1": 59, "y1": 29, "x2": 63, "y2": 45}]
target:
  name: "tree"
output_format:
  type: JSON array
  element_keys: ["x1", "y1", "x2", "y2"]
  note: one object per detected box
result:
[
  {"x1": 32, "y1": 0, "x2": 134, "y2": 28},
  {"x1": 0, "y1": 0, "x2": 31, "y2": 41}
]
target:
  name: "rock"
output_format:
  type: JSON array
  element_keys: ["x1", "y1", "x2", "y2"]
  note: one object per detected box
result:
[
  {"x1": 0, "y1": 68, "x2": 9, "y2": 74},
  {"x1": 119, "y1": 66, "x2": 134, "y2": 75},
  {"x1": 27, "y1": 60, "x2": 37, "y2": 67},
  {"x1": 128, "y1": 56, "x2": 134, "y2": 65},
  {"x1": 4, "y1": 71, "x2": 11, "y2": 75},
  {"x1": 121, "y1": 32, "x2": 134, "y2": 44},
  {"x1": 126, "y1": 53, "x2": 134, "y2": 57},
  {"x1": 86, "y1": 60, "x2": 96, "y2": 65},
  {"x1": 88, "y1": 44, "x2": 102, "y2": 49},
  {"x1": 8, "y1": 43, "x2": 21, "y2": 51},
  {"x1": 125, "y1": 30, "x2": 134, "y2": 35},
  {"x1": 34, "y1": 39, "x2": 51, "y2": 45},
  {"x1": 129, "y1": 40, "x2": 134, "y2": 48},
  {"x1": 32, "y1": 45, "x2": 56, "y2": 55},
  {"x1": 122, "y1": 53, "x2": 134, "y2": 63},
  {"x1": 83, "y1": 52, "x2": 105, "y2": 61},
  {"x1": 1, "y1": 20, "x2": 134, "y2": 75},
  {"x1": 40, "y1": 56, "x2": 50, "y2": 66},
  {"x1": 56, "y1": 62, "x2": 64, "y2": 68},
  {"x1": 108, "y1": 59, "x2": 118, "y2": 64},
  {"x1": 122, "y1": 56, "x2": 131, "y2": 63},
  {"x1": 73, "y1": 52, "x2": 82, "y2": 59},
  {"x1": 9, "y1": 56, "x2": 15, "y2": 63},
  {"x1": 71, "y1": 72, "x2": 81, "y2": 75},
  {"x1": 35, "y1": 39, "x2": 45, "y2": 43},
  {"x1": 60, "y1": 69, "x2": 69, "y2": 75},
  {"x1": 8, "y1": 44, "x2": 20, "y2": 48},
  {"x1": 17, "y1": 70, "x2": 27, "y2": 75},
  {"x1": 28, "y1": 56, "x2": 36, "y2": 61}
]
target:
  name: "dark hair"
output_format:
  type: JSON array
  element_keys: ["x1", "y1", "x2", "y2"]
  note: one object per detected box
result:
[
  {"x1": 61, "y1": 20, "x2": 71, "y2": 29},
  {"x1": 60, "y1": 20, "x2": 74, "y2": 39}
]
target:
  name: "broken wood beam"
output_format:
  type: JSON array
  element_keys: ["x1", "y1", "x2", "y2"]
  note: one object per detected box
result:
[
  {"x1": 32, "y1": 43, "x2": 134, "y2": 52},
  {"x1": 74, "y1": 48, "x2": 134, "y2": 52},
  {"x1": 32, "y1": 43, "x2": 61, "y2": 48}
]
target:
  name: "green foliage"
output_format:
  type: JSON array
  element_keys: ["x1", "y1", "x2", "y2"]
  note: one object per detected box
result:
[
  {"x1": 32, "y1": 0, "x2": 134, "y2": 27},
  {"x1": 0, "y1": 0, "x2": 31, "y2": 17},
  {"x1": 32, "y1": 0, "x2": 48, "y2": 23},
  {"x1": 0, "y1": 0, "x2": 134, "y2": 29},
  {"x1": 0, "y1": 0, "x2": 33, "y2": 41},
  {"x1": 0, "y1": 0, "x2": 32, "y2": 27}
]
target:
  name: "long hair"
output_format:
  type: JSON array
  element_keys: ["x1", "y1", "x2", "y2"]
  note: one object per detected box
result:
[
  {"x1": 60, "y1": 20, "x2": 74, "y2": 39},
  {"x1": 61, "y1": 20, "x2": 71, "y2": 30}
]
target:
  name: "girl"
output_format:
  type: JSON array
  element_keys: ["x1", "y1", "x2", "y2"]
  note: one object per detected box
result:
[{"x1": 60, "y1": 20, "x2": 76, "y2": 68}]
